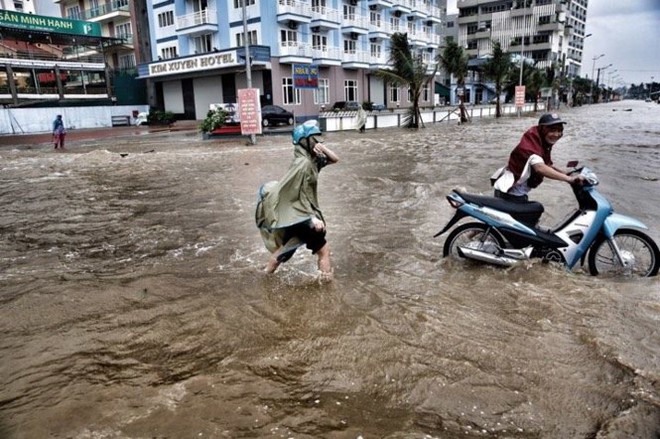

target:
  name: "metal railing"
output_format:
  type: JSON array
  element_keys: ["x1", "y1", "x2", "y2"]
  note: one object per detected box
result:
[
  {"x1": 85, "y1": 0, "x2": 130, "y2": 20},
  {"x1": 176, "y1": 9, "x2": 218, "y2": 30}
]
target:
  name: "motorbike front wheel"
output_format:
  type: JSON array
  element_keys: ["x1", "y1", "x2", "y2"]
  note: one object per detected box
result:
[
  {"x1": 443, "y1": 222, "x2": 505, "y2": 259},
  {"x1": 588, "y1": 229, "x2": 660, "y2": 277}
]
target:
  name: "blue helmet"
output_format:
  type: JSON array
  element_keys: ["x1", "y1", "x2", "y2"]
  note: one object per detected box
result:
[{"x1": 292, "y1": 120, "x2": 322, "y2": 145}]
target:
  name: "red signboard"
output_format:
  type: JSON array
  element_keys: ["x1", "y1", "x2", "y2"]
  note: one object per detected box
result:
[
  {"x1": 37, "y1": 72, "x2": 68, "y2": 83},
  {"x1": 238, "y1": 88, "x2": 262, "y2": 136},
  {"x1": 515, "y1": 85, "x2": 526, "y2": 108}
]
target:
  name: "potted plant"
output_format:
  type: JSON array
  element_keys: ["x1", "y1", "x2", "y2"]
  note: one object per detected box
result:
[
  {"x1": 146, "y1": 109, "x2": 175, "y2": 125},
  {"x1": 199, "y1": 108, "x2": 228, "y2": 137}
]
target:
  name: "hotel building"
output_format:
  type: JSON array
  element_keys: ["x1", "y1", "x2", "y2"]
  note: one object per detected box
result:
[{"x1": 140, "y1": 0, "x2": 448, "y2": 121}]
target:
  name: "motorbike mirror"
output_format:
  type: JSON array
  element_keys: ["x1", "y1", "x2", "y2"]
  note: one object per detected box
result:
[{"x1": 566, "y1": 160, "x2": 579, "y2": 168}]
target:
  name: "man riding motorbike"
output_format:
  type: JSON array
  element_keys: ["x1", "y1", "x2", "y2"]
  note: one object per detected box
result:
[{"x1": 491, "y1": 113, "x2": 584, "y2": 203}]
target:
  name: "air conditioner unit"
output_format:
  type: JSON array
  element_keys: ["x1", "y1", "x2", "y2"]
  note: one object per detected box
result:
[{"x1": 288, "y1": 21, "x2": 298, "y2": 30}]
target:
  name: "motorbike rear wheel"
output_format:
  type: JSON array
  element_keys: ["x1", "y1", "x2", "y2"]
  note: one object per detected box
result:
[
  {"x1": 588, "y1": 229, "x2": 660, "y2": 277},
  {"x1": 443, "y1": 222, "x2": 505, "y2": 259}
]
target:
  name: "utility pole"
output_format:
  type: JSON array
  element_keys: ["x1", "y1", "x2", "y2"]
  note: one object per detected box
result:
[
  {"x1": 242, "y1": 0, "x2": 256, "y2": 145},
  {"x1": 594, "y1": 63, "x2": 612, "y2": 104},
  {"x1": 590, "y1": 54, "x2": 604, "y2": 104}
]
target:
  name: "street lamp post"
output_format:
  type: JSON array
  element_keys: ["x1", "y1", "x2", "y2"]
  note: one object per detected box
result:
[
  {"x1": 513, "y1": 0, "x2": 529, "y2": 116},
  {"x1": 590, "y1": 53, "x2": 604, "y2": 103},
  {"x1": 242, "y1": 0, "x2": 256, "y2": 145},
  {"x1": 518, "y1": 1, "x2": 528, "y2": 87},
  {"x1": 594, "y1": 63, "x2": 612, "y2": 104}
]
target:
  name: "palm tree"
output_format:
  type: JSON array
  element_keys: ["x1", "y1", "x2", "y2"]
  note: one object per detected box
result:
[
  {"x1": 437, "y1": 37, "x2": 469, "y2": 123},
  {"x1": 375, "y1": 32, "x2": 436, "y2": 128},
  {"x1": 481, "y1": 40, "x2": 513, "y2": 118},
  {"x1": 526, "y1": 66, "x2": 547, "y2": 112}
]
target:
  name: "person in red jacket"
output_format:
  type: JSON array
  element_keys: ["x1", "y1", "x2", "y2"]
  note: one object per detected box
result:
[{"x1": 491, "y1": 113, "x2": 583, "y2": 202}]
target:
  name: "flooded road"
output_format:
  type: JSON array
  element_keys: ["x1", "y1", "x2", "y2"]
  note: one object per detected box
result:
[{"x1": 1, "y1": 100, "x2": 659, "y2": 438}]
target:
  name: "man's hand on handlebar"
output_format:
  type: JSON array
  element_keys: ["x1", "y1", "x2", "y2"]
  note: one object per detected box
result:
[{"x1": 569, "y1": 174, "x2": 587, "y2": 185}]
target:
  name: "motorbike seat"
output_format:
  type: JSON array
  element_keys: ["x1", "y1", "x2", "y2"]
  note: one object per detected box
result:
[{"x1": 454, "y1": 190, "x2": 544, "y2": 227}]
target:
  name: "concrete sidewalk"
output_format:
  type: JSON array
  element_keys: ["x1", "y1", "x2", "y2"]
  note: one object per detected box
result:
[{"x1": 0, "y1": 119, "x2": 201, "y2": 148}]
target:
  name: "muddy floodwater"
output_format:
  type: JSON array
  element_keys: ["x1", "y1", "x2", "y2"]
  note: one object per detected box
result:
[{"x1": 1, "y1": 101, "x2": 659, "y2": 439}]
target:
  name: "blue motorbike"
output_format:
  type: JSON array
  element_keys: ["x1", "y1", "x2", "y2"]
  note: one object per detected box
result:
[{"x1": 435, "y1": 164, "x2": 660, "y2": 277}]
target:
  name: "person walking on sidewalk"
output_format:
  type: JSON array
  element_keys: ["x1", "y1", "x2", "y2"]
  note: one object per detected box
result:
[
  {"x1": 354, "y1": 106, "x2": 367, "y2": 133},
  {"x1": 52, "y1": 114, "x2": 66, "y2": 150},
  {"x1": 53, "y1": 114, "x2": 66, "y2": 149}
]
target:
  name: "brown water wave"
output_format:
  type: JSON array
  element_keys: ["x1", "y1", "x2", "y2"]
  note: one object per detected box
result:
[{"x1": 1, "y1": 101, "x2": 659, "y2": 438}]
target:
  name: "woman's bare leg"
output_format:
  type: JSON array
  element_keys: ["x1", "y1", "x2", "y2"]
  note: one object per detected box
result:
[
  {"x1": 316, "y1": 244, "x2": 332, "y2": 279},
  {"x1": 265, "y1": 253, "x2": 281, "y2": 273}
]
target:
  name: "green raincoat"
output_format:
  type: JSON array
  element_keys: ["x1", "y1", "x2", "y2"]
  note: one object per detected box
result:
[{"x1": 255, "y1": 144, "x2": 325, "y2": 255}]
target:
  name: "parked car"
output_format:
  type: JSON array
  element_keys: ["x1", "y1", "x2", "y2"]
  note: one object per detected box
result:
[
  {"x1": 372, "y1": 103, "x2": 386, "y2": 111},
  {"x1": 331, "y1": 101, "x2": 361, "y2": 111},
  {"x1": 261, "y1": 105, "x2": 294, "y2": 127}
]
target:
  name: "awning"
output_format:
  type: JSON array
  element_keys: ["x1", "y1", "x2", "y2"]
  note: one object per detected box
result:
[{"x1": 435, "y1": 82, "x2": 450, "y2": 98}]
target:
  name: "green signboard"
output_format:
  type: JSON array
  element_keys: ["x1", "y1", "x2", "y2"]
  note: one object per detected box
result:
[{"x1": 0, "y1": 9, "x2": 101, "y2": 37}]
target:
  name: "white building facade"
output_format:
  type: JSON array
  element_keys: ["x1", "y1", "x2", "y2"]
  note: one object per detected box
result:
[
  {"x1": 0, "y1": 0, "x2": 36, "y2": 13},
  {"x1": 53, "y1": 0, "x2": 137, "y2": 70},
  {"x1": 456, "y1": 0, "x2": 589, "y2": 92},
  {"x1": 140, "y1": 0, "x2": 448, "y2": 121}
]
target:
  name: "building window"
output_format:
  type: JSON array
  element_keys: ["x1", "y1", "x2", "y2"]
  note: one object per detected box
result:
[
  {"x1": 312, "y1": 34, "x2": 327, "y2": 51},
  {"x1": 370, "y1": 42, "x2": 381, "y2": 59},
  {"x1": 370, "y1": 11, "x2": 382, "y2": 26},
  {"x1": 389, "y1": 85, "x2": 399, "y2": 103},
  {"x1": 343, "y1": 4, "x2": 356, "y2": 20},
  {"x1": 423, "y1": 83, "x2": 430, "y2": 102},
  {"x1": 314, "y1": 78, "x2": 329, "y2": 105},
  {"x1": 344, "y1": 80, "x2": 358, "y2": 102},
  {"x1": 343, "y1": 39, "x2": 357, "y2": 54},
  {"x1": 280, "y1": 29, "x2": 298, "y2": 47},
  {"x1": 161, "y1": 46, "x2": 178, "y2": 59},
  {"x1": 192, "y1": 34, "x2": 213, "y2": 53},
  {"x1": 236, "y1": 30, "x2": 258, "y2": 46},
  {"x1": 66, "y1": 6, "x2": 81, "y2": 20},
  {"x1": 312, "y1": 0, "x2": 327, "y2": 12},
  {"x1": 158, "y1": 11, "x2": 174, "y2": 28},
  {"x1": 233, "y1": 0, "x2": 255, "y2": 7},
  {"x1": 115, "y1": 22, "x2": 131, "y2": 38},
  {"x1": 119, "y1": 54, "x2": 135, "y2": 69},
  {"x1": 282, "y1": 77, "x2": 301, "y2": 105}
]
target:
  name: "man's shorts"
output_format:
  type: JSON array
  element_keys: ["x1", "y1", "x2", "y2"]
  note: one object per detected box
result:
[{"x1": 277, "y1": 221, "x2": 327, "y2": 263}]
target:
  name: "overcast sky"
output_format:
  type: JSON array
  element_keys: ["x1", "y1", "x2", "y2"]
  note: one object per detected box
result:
[{"x1": 447, "y1": 0, "x2": 660, "y2": 86}]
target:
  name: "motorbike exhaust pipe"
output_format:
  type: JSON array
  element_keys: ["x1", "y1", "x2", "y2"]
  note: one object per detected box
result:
[{"x1": 457, "y1": 246, "x2": 531, "y2": 267}]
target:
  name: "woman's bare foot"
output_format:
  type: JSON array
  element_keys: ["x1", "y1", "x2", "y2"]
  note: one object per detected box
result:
[{"x1": 265, "y1": 255, "x2": 280, "y2": 274}]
